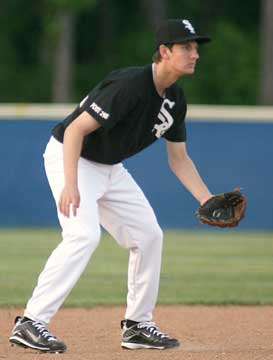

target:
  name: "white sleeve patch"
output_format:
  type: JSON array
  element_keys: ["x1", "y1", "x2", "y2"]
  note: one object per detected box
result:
[{"x1": 90, "y1": 102, "x2": 110, "y2": 120}]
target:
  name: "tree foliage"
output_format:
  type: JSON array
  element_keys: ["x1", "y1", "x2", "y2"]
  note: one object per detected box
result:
[
  {"x1": 0, "y1": 0, "x2": 265, "y2": 104},
  {"x1": 181, "y1": 22, "x2": 259, "y2": 104}
]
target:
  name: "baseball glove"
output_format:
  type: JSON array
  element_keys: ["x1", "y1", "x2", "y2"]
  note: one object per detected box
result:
[{"x1": 196, "y1": 188, "x2": 247, "y2": 228}]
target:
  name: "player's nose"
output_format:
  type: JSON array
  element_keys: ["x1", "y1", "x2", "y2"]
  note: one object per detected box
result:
[{"x1": 192, "y1": 49, "x2": 199, "y2": 60}]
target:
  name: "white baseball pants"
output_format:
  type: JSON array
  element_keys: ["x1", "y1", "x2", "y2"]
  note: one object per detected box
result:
[{"x1": 24, "y1": 137, "x2": 163, "y2": 325}]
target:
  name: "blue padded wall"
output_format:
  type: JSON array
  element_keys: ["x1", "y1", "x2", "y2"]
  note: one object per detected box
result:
[{"x1": 0, "y1": 119, "x2": 272, "y2": 229}]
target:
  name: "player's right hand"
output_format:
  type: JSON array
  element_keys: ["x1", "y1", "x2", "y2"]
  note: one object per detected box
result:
[{"x1": 58, "y1": 185, "x2": 80, "y2": 218}]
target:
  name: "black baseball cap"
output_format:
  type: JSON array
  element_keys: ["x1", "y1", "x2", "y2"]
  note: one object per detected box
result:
[{"x1": 155, "y1": 19, "x2": 211, "y2": 49}]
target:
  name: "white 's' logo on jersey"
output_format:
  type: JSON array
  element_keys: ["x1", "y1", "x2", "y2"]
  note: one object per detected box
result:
[
  {"x1": 153, "y1": 99, "x2": 175, "y2": 138},
  {"x1": 182, "y1": 19, "x2": 195, "y2": 34}
]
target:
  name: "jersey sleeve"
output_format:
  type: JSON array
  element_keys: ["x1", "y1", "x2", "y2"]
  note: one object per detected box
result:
[
  {"x1": 79, "y1": 80, "x2": 132, "y2": 130},
  {"x1": 163, "y1": 98, "x2": 187, "y2": 142}
]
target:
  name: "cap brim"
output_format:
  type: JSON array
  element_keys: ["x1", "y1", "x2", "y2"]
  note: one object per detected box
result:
[
  {"x1": 158, "y1": 35, "x2": 211, "y2": 47},
  {"x1": 190, "y1": 35, "x2": 211, "y2": 44}
]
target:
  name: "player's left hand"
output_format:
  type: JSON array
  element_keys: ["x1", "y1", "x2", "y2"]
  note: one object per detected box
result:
[{"x1": 195, "y1": 188, "x2": 247, "y2": 228}]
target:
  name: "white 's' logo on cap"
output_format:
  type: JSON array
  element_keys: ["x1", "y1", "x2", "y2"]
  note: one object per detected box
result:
[{"x1": 182, "y1": 19, "x2": 195, "y2": 34}]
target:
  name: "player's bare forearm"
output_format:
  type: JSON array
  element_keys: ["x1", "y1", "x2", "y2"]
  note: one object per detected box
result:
[
  {"x1": 63, "y1": 111, "x2": 101, "y2": 186},
  {"x1": 59, "y1": 111, "x2": 101, "y2": 217},
  {"x1": 60, "y1": 126, "x2": 84, "y2": 217},
  {"x1": 170, "y1": 155, "x2": 212, "y2": 205},
  {"x1": 167, "y1": 141, "x2": 212, "y2": 205},
  {"x1": 63, "y1": 127, "x2": 84, "y2": 187}
]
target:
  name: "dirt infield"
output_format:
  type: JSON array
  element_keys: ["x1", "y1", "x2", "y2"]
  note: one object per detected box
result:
[{"x1": 1, "y1": 306, "x2": 273, "y2": 360}]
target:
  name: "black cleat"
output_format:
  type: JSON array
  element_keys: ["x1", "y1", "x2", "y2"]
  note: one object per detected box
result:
[
  {"x1": 9, "y1": 316, "x2": 67, "y2": 353},
  {"x1": 121, "y1": 320, "x2": 180, "y2": 350}
]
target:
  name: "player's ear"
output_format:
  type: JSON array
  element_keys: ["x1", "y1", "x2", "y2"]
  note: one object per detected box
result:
[{"x1": 159, "y1": 45, "x2": 171, "y2": 60}]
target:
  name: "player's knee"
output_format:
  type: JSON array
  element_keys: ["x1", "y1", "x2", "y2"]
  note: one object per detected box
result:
[
  {"x1": 63, "y1": 225, "x2": 101, "y2": 251},
  {"x1": 153, "y1": 224, "x2": 163, "y2": 245},
  {"x1": 84, "y1": 227, "x2": 101, "y2": 249},
  {"x1": 143, "y1": 222, "x2": 163, "y2": 249}
]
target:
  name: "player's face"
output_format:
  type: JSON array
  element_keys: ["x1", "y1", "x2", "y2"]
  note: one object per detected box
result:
[{"x1": 168, "y1": 41, "x2": 199, "y2": 75}]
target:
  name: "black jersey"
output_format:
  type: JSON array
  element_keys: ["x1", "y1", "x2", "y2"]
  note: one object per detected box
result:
[{"x1": 52, "y1": 64, "x2": 187, "y2": 165}]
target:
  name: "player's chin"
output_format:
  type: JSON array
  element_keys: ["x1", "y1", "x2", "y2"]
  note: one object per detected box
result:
[
  {"x1": 180, "y1": 66, "x2": 196, "y2": 76},
  {"x1": 186, "y1": 66, "x2": 196, "y2": 74}
]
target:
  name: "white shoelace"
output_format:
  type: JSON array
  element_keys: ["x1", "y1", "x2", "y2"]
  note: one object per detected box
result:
[
  {"x1": 137, "y1": 322, "x2": 168, "y2": 339},
  {"x1": 33, "y1": 322, "x2": 56, "y2": 341}
]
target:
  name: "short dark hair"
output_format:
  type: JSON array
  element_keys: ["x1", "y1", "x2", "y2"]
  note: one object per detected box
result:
[{"x1": 152, "y1": 43, "x2": 174, "y2": 63}]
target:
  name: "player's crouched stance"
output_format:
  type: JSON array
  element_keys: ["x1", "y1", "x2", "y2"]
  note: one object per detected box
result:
[{"x1": 10, "y1": 18, "x2": 211, "y2": 353}]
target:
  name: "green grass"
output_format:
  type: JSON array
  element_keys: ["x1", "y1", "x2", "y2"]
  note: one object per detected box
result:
[{"x1": 0, "y1": 228, "x2": 272, "y2": 306}]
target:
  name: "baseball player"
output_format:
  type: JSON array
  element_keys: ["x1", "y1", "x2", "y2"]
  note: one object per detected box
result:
[{"x1": 10, "y1": 19, "x2": 211, "y2": 353}]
